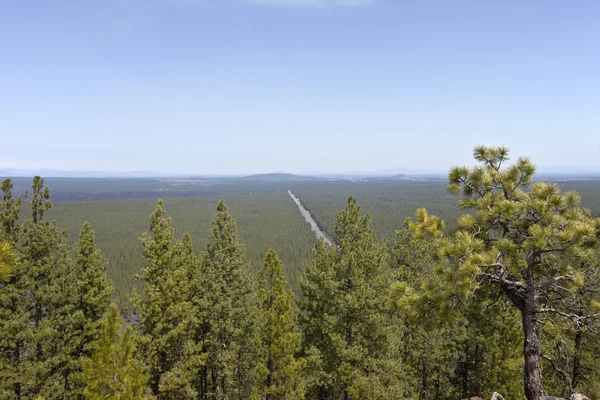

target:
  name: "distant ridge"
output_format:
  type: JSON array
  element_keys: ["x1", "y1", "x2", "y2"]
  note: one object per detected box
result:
[
  {"x1": 4, "y1": 166, "x2": 600, "y2": 180},
  {"x1": 392, "y1": 173, "x2": 411, "y2": 180},
  {"x1": 241, "y1": 173, "x2": 321, "y2": 181}
]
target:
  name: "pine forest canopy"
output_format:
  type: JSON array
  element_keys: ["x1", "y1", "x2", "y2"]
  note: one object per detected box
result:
[{"x1": 0, "y1": 145, "x2": 599, "y2": 400}]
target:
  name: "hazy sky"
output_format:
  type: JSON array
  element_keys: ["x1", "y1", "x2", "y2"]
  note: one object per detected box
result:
[{"x1": 1, "y1": 0, "x2": 599, "y2": 174}]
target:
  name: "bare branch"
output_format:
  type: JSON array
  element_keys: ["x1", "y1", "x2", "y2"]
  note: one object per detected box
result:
[
  {"x1": 541, "y1": 353, "x2": 572, "y2": 393},
  {"x1": 535, "y1": 308, "x2": 600, "y2": 325},
  {"x1": 479, "y1": 272, "x2": 528, "y2": 290},
  {"x1": 537, "y1": 275, "x2": 574, "y2": 290}
]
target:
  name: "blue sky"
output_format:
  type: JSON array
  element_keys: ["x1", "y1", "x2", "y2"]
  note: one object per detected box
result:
[{"x1": 1, "y1": 0, "x2": 599, "y2": 174}]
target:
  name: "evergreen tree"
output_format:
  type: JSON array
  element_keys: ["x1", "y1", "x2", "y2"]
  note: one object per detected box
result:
[
  {"x1": 300, "y1": 197, "x2": 407, "y2": 400},
  {"x1": 196, "y1": 200, "x2": 257, "y2": 399},
  {"x1": 391, "y1": 227, "x2": 523, "y2": 399},
  {"x1": 83, "y1": 304, "x2": 150, "y2": 399},
  {"x1": 52, "y1": 222, "x2": 115, "y2": 398},
  {"x1": 541, "y1": 260, "x2": 600, "y2": 397},
  {"x1": 0, "y1": 241, "x2": 17, "y2": 282},
  {"x1": 15, "y1": 176, "x2": 79, "y2": 397},
  {"x1": 0, "y1": 178, "x2": 115, "y2": 399},
  {"x1": 252, "y1": 249, "x2": 305, "y2": 400},
  {"x1": 76, "y1": 222, "x2": 114, "y2": 352},
  {"x1": 390, "y1": 228, "x2": 459, "y2": 400},
  {"x1": 0, "y1": 178, "x2": 28, "y2": 399},
  {"x1": 133, "y1": 200, "x2": 197, "y2": 399},
  {"x1": 0, "y1": 178, "x2": 21, "y2": 239},
  {"x1": 406, "y1": 145, "x2": 600, "y2": 400}
]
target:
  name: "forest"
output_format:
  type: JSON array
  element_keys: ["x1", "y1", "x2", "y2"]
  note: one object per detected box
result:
[{"x1": 1, "y1": 146, "x2": 599, "y2": 400}]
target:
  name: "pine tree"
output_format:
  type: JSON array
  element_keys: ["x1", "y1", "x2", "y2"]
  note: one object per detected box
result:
[
  {"x1": 0, "y1": 178, "x2": 28, "y2": 399},
  {"x1": 0, "y1": 177, "x2": 115, "y2": 398},
  {"x1": 83, "y1": 304, "x2": 150, "y2": 399},
  {"x1": 15, "y1": 176, "x2": 79, "y2": 397},
  {"x1": 541, "y1": 261, "x2": 600, "y2": 397},
  {"x1": 196, "y1": 200, "x2": 257, "y2": 399},
  {"x1": 133, "y1": 200, "x2": 197, "y2": 399},
  {"x1": 252, "y1": 249, "x2": 305, "y2": 400},
  {"x1": 0, "y1": 179, "x2": 21, "y2": 239},
  {"x1": 390, "y1": 227, "x2": 459, "y2": 399},
  {"x1": 76, "y1": 222, "x2": 114, "y2": 351},
  {"x1": 300, "y1": 197, "x2": 406, "y2": 400},
  {"x1": 406, "y1": 145, "x2": 600, "y2": 400},
  {"x1": 391, "y1": 226, "x2": 523, "y2": 399},
  {"x1": 53, "y1": 222, "x2": 115, "y2": 397},
  {"x1": 0, "y1": 241, "x2": 17, "y2": 282}
]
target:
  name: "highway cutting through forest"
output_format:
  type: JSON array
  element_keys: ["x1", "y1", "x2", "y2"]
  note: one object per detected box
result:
[{"x1": 288, "y1": 190, "x2": 333, "y2": 247}]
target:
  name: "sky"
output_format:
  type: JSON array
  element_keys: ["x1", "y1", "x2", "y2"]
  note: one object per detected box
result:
[{"x1": 1, "y1": 0, "x2": 599, "y2": 175}]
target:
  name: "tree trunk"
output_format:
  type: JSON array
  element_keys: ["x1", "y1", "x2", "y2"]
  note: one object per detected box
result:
[
  {"x1": 150, "y1": 369, "x2": 160, "y2": 396},
  {"x1": 266, "y1": 351, "x2": 273, "y2": 400},
  {"x1": 211, "y1": 365, "x2": 218, "y2": 395},
  {"x1": 571, "y1": 330, "x2": 582, "y2": 390},
  {"x1": 14, "y1": 340, "x2": 21, "y2": 399},
  {"x1": 522, "y1": 295, "x2": 546, "y2": 400},
  {"x1": 419, "y1": 355, "x2": 427, "y2": 399},
  {"x1": 461, "y1": 342, "x2": 469, "y2": 399}
]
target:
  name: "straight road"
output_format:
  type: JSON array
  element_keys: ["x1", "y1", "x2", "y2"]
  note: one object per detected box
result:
[{"x1": 288, "y1": 190, "x2": 333, "y2": 246}]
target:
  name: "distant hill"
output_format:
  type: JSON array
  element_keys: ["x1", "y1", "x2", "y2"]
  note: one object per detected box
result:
[
  {"x1": 241, "y1": 173, "x2": 321, "y2": 181},
  {"x1": 392, "y1": 173, "x2": 411, "y2": 180}
]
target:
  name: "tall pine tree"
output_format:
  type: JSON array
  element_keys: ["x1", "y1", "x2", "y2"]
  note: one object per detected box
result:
[
  {"x1": 252, "y1": 249, "x2": 305, "y2": 400},
  {"x1": 300, "y1": 197, "x2": 407, "y2": 400},
  {"x1": 195, "y1": 200, "x2": 257, "y2": 399},
  {"x1": 0, "y1": 178, "x2": 115, "y2": 399},
  {"x1": 133, "y1": 200, "x2": 197, "y2": 399},
  {"x1": 76, "y1": 222, "x2": 114, "y2": 352},
  {"x1": 0, "y1": 178, "x2": 28, "y2": 399},
  {"x1": 54, "y1": 222, "x2": 115, "y2": 397},
  {"x1": 406, "y1": 145, "x2": 600, "y2": 400},
  {"x1": 15, "y1": 176, "x2": 78, "y2": 397}
]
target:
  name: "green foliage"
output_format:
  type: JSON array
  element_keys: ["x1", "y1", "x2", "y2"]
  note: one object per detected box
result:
[
  {"x1": 391, "y1": 227, "x2": 524, "y2": 400},
  {"x1": 13, "y1": 176, "x2": 80, "y2": 397},
  {"x1": 300, "y1": 197, "x2": 408, "y2": 399},
  {"x1": 2, "y1": 171, "x2": 600, "y2": 399},
  {"x1": 293, "y1": 180, "x2": 462, "y2": 241},
  {"x1": 195, "y1": 200, "x2": 258, "y2": 399},
  {"x1": 540, "y1": 261, "x2": 600, "y2": 398},
  {"x1": 39, "y1": 177, "x2": 600, "y2": 309},
  {"x1": 0, "y1": 241, "x2": 17, "y2": 282},
  {"x1": 406, "y1": 146, "x2": 600, "y2": 400},
  {"x1": 76, "y1": 222, "x2": 114, "y2": 353},
  {"x1": 83, "y1": 304, "x2": 150, "y2": 399},
  {"x1": 46, "y1": 193, "x2": 317, "y2": 309},
  {"x1": 0, "y1": 179, "x2": 29, "y2": 400},
  {"x1": 252, "y1": 249, "x2": 305, "y2": 400},
  {"x1": 47, "y1": 221, "x2": 114, "y2": 398},
  {"x1": 0, "y1": 177, "x2": 115, "y2": 399},
  {"x1": 390, "y1": 228, "x2": 458, "y2": 399},
  {"x1": 0, "y1": 178, "x2": 22, "y2": 237},
  {"x1": 132, "y1": 200, "x2": 197, "y2": 398}
]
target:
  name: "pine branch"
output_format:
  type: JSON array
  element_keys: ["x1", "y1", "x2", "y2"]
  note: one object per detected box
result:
[
  {"x1": 478, "y1": 268, "x2": 528, "y2": 290},
  {"x1": 537, "y1": 275, "x2": 574, "y2": 290},
  {"x1": 535, "y1": 308, "x2": 600, "y2": 325}
]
